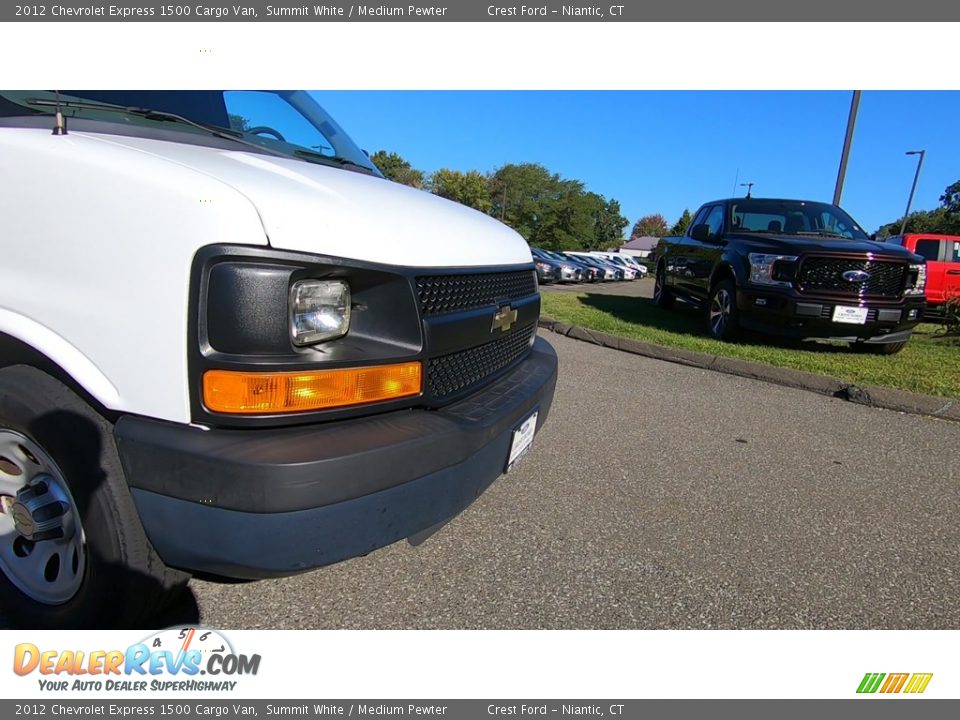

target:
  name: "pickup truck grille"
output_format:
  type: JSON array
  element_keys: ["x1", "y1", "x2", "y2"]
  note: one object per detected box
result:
[
  {"x1": 798, "y1": 258, "x2": 906, "y2": 298},
  {"x1": 427, "y1": 323, "x2": 536, "y2": 398},
  {"x1": 416, "y1": 270, "x2": 537, "y2": 316}
]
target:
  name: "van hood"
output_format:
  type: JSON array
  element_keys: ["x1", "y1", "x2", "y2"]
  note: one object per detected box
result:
[{"x1": 80, "y1": 133, "x2": 534, "y2": 268}]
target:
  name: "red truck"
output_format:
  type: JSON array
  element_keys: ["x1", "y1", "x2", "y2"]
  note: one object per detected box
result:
[{"x1": 885, "y1": 234, "x2": 960, "y2": 316}]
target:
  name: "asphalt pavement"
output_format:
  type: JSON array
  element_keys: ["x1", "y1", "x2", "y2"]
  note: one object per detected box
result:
[
  {"x1": 187, "y1": 329, "x2": 960, "y2": 629},
  {"x1": 542, "y1": 276, "x2": 653, "y2": 296}
]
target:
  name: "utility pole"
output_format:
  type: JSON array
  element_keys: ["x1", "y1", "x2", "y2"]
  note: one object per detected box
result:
[
  {"x1": 899, "y1": 150, "x2": 926, "y2": 236},
  {"x1": 833, "y1": 90, "x2": 861, "y2": 206}
]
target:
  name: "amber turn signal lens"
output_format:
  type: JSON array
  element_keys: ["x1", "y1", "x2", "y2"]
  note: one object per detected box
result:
[{"x1": 203, "y1": 362, "x2": 422, "y2": 414}]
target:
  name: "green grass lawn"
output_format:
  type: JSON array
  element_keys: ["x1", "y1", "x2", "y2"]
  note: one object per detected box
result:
[{"x1": 542, "y1": 291, "x2": 960, "y2": 399}]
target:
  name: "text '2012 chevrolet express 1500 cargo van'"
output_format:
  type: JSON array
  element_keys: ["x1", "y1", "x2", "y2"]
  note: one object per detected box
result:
[{"x1": 0, "y1": 90, "x2": 558, "y2": 627}]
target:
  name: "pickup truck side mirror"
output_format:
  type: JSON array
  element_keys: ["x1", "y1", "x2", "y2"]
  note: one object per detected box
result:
[{"x1": 690, "y1": 224, "x2": 712, "y2": 243}]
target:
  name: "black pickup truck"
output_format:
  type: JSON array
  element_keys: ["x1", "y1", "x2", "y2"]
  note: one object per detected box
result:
[{"x1": 653, "y1": 198, "x2": 927, "y2": 354}]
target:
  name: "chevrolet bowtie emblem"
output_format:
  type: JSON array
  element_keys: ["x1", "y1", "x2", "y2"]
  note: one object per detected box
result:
[{"x1": 491, "y1": 305, "x2": 518, "y2": 333}]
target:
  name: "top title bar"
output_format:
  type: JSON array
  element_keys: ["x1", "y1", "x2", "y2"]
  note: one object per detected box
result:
[{"x1": 3, "y1": 0, "x2": 958, "y2": 21}]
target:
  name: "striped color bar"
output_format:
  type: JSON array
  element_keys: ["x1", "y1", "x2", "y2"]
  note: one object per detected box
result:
[
  {"x1": 903, "y1": 673, "x2": 934, "y2": 694},
  {"x1": 856, "y1": 673, "x2": 885, "y2": 693},
  {"x1": 879, "y1": 673, "x2": 909, "y2": 693},
  {"x1": 857, "y1": 672, "x2": 932, "y2": 694}
]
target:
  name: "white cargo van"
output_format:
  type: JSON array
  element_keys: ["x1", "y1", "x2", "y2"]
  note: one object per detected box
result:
[{"x1": 0, "y1": 90, "x2": 557, "y2": 627}]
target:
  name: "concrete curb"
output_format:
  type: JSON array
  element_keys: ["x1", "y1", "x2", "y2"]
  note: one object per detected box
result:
[{"x1": 538, "y1": 317, "x2": 960, "y2": 423}]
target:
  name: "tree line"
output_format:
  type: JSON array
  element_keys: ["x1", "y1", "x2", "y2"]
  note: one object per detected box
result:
[
  {"x1": 371, "y1": 150, "x2": 665, "y2": 251},
  {"x1": 875, "y1": 180, "x2": 960, "y2": 238},
  {"x1": 628, "y1": 210, "x2": 693, "y2": 241},
  {"x1": 623, "y1": 177, "x2": 960, "y2": 241}
]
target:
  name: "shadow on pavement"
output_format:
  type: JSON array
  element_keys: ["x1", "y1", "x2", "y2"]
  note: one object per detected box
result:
[{"x1": 0, "y1": 579, "x2": 200, "y2": 630}]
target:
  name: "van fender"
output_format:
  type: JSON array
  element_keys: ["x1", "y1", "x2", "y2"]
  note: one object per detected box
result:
[{"x1": 0, "y1": 307, "x2": 122, "y2": 410}]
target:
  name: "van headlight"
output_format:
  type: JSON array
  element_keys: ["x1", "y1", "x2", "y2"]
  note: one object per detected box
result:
[
  {"x1": 289, "y1": 279, "x2": 351, "y2": 346},
  {"x1": 904, "y1": 263, "x2": 926, "y2": 296}
]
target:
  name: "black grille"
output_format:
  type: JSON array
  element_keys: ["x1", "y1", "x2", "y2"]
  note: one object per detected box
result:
[
  {"x1": 415, "y1": 270, "x2": 537, "y2": 316},
  {"x1": 798, "y1": 258, "x2": 906, "y2": 298},
  {"x1": 427, "y1": 324, "x2": 536, "y2": 398}
]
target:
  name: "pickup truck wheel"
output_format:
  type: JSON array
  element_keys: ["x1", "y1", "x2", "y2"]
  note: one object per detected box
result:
[
  {"x1": 707, "y1": 279, "x2": 740, "y2": 341},
  {"x1": 653, "y1": 266, "x2": 674, "y2": 308},
  {"x1": 853, "y1": 341, "x2": 908, "y2": 355},
  {"x1": 0, "y1": 366, "x2": 188, "y2": 628}
]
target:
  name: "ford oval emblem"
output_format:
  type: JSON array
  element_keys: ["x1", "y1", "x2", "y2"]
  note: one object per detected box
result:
[{"x1": 842, "y1": 270, "x2": 870, "y2": 283}]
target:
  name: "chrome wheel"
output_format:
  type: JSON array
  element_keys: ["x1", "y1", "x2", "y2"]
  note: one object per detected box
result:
[
  {"x1": 653, "y1": 267, "x2": 675, "y2": 308},
  {"x1": 709, "y1": 287, "x2": 732, "y2": 336},
  {"x1": 0, "y1": 430, "x2": 86, "y2": 605}
]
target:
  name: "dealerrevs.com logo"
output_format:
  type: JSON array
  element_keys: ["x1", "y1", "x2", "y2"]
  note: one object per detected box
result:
[
  {"x1": 857, "y1": 673, "x2": 933, "y2": 695},
  {"x1": 13, "y1": 627, "x2": 261, "y2": 692}
]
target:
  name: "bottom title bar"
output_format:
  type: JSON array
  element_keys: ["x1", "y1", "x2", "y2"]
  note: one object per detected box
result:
[{"x1": 2, "y1": 700, "x2": 958, "y2": 720}]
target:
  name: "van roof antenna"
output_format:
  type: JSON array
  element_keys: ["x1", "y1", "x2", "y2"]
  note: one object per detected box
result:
[{"x1": 52, "y1": 90, "x2": 67, "y2": 136}]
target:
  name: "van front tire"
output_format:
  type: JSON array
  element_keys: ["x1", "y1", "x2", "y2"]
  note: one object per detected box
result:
[{"x1": 0, "y1": 365, "x2": 188, "y2": 628}]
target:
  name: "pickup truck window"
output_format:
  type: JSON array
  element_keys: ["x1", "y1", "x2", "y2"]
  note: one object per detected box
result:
[
  {"x1": 914, "y1": 239, "x2": 941, "y2": 261},
  {"x1": 817, "y1": 211, "x2": 857, "y2": 239},
  {"x1": 730, "y1": 199, "x2": 869, "y2": 240},
  {"x1": 703, "y1": 205, "x2": 725, "y2": 237},
  {"x1": 689, "y1": 206, "x2": 710, "y2": 233}
]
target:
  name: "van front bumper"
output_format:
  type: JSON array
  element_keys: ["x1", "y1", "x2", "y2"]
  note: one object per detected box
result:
[{"x1": 114, "y1": 337, "x2": 558, "y2": 579}]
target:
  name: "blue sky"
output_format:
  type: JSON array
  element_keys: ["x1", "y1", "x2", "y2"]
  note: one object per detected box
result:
[{"x1": 315, "y1": 91, "x2": 960, "y2": 236}]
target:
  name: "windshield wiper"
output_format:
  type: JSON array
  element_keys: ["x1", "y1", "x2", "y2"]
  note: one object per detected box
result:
[
  {"x1": 793, "y1": 231, "x2": 852, "y2": 240},
  {"x1": 26, "y1": 97, "x2": 297, "y2": 156},
  {"x1": 293, "y1": 149, "x2": 375, "y2": 175},
  {"x1": 26, "y1": 97, "x2": 367, "y2": 171}
]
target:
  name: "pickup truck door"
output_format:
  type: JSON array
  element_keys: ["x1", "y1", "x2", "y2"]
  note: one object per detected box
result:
[
  {"x1": 945, "y1": 238, "x2": 960, "y2": 301},
  {"x1": 911, "y1": 237, "x2": 946, "y2": 303},
  {"x1": 686, "y1": 204, "x2": 726, "y2": 302},
  {"x1": 667, "y1": 206, "x2": 707, "y2": 297}
]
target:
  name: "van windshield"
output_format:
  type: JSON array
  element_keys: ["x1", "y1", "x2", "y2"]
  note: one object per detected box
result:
[{"x1": 0, "y1": 90, "x2": 379, "y2": 175}]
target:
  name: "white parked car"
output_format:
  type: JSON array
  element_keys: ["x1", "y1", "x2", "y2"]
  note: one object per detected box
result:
[
  {"x1": 591, "y1": 251, "x2": 649, "y2": 277},
  {"x1": 564, "y1": 252, "x2": 622, "y2": 280},
  {"x1": 582, "y1": 253, "x2": 637, "y2": 280},
  {"x1": 0, "y1": 90, "x2": 558, "y2": 627}
]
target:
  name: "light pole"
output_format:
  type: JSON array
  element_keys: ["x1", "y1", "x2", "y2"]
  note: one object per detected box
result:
[
  {"x1": 899, "y1": 150, "x2": 926, "y2": 236},
  {"x1": 740, "y1": 182, "x2": 754, "y2": 198},
  {"x1": 833, "y1": 90, "x2": 861, "y2": 206}
]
